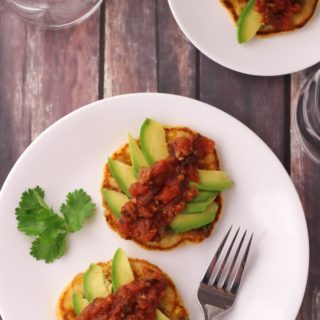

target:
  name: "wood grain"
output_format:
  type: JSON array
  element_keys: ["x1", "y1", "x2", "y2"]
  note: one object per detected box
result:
[
  {"x1": 199, "y1": 56, "x2": 289, "y2": 166},
  {"x1": 291, "y1": 63, "x2": 320, "y2": 320},
  {"x1": 0, "y1": 6, "x2": 101, "y2": 188},
  {"x1": 24, "y1": 12, "x2": 101, "y2": 140},
  {"x1": 104, "y1": 0, "x2": 157, "y2": 96},
  {"x1": 0, "y1": 4, "x2": 29, "y2": 186},
  {"x1": 157, "y1": 0, "x2": 197, "y2": 98}
]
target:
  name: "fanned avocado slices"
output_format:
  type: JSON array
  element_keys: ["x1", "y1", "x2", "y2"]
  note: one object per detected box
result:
[
  {"x1": 103, "y1": 118, "x2": 232, "y2": 249},
  {"x1": 62, "y1": 249, "x2": 180, "y2": 319}
]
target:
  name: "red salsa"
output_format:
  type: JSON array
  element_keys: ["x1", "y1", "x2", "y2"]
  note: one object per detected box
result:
[
  {"x1": 255, "y1": 0, "x2": 304, "y2": 30},
  {"x1": 77, "y1": 270, "x2": 167, "y2": 320},
  {"x1": 118, "y1": 134, "x2": 215, "y2": 242}
]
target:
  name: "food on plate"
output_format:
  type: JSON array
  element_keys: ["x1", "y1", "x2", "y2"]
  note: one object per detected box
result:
[
  {"x1": 15, "y1": 187, "x2": 96, "y2": 263},
  {"x1": 221, "y1": 0, "x2": 319, "y2": 43},
  {"x1": 57, "y1": 248, "x2": 188, "y2": 319},
  {"x1": 101, "y1": 119, "x2": 233, "y2": 250}
]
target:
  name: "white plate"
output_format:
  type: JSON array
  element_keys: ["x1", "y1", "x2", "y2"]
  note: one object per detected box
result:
[
  {"x1": 0, "y1": 93, "x2": 308, "y2": 320},
  {"x1": 168, "y1": 0, "x2": 320, "y2": 76}
]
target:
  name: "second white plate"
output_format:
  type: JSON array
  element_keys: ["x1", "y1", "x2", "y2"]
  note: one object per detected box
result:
[{"x1": 168, "y1": 0, "x2": 320, "y2": 76}]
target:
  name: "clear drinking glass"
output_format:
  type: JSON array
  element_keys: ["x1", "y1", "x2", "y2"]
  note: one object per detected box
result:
[
  {"x1": 4, "y1": 0, "x2": 103, "y2": 29},
  {"x1": 295, "y1": 69, "x2": 320, "y2": 164}
]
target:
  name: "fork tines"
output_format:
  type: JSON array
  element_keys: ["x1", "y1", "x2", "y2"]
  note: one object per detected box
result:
[{"x1": 202, "y1": 226, "x2": 253, "y2": 294}]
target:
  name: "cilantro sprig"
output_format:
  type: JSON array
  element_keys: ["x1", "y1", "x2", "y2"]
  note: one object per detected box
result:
[{"x1": 15, "y1": 186, "x2": 96, "y2": 263}]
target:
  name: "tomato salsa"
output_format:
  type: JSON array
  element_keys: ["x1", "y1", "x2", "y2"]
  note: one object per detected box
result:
[
  {"x1": 77, "y1": 270, "x2": 166, "y2": 320},
  {"x1": 118, "y1": 134, "x2": 215, "y2": 243},
  {"x1": 255, "y1": 0, "x2": 304, "y2": 30}
]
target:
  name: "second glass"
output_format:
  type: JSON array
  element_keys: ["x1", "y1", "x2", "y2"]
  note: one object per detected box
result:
[{"x1": 295, "y1": 69, "x2": 320, "y2": 164}]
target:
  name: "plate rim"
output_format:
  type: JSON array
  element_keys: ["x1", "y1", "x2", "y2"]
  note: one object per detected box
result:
[{"x1": 0, "y1": 92, "x2": 310, "y2": 319}]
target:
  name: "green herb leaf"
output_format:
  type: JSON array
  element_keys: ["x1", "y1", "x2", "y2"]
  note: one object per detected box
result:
[
  {"x1": 15, "y1": 187, "x2": 56, "y2": 236},
  {"x1": 30, "y1": 218, "x2": 68, "y2": 263},
  {"x1": 16, "y1": 186, "x2": 96, "y2": 263},
  {"x1": 60, "y1": 189, "x2": 96, "y2": 233}
]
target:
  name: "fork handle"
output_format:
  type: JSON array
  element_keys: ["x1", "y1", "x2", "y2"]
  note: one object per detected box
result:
[{"x1": 203, "y1": 305, "x2": 225, "y2": 320}]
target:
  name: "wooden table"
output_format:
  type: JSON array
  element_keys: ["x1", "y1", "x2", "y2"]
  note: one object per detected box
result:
[{"x1": 0, "y1": 1, "x2": 319, "y2": 319}]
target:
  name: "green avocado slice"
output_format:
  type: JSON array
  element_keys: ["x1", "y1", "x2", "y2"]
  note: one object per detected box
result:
[
  {"x1": 72, "y1": 292, "x2": 89, "y2": 315},
  {"x1": 170, "y1": 202, "x2": 219, "y2": 233},
  {"x1": 102, "y1": 188, "x2": 129, "y2": 219},
  {"x1": 140, "y1": 118, "x2": 169, "y2": 165},
  {"x1": 128, "y1": 133, "x2": 149, "y2": 177},
  {"x1": 108, "y1": 158, "x2": 137, "y2": 198},
  {"x1": 192, "y1": 190, "x2": 218, "y2": 202},
  {"x1": 112, "y1": 248, "x2": 135, "y2": 292},
  {"x1": 197, "y1": 169, "x2": 233, "y2": 191},
  {"x1": 237, "y1": 0, "x2": 263, "y2": 43},
  {"x1": 83, "y1": 264, "x2": 111, "y2": 303},
  {"x1": 184, "y1": 197, "x2": 215, "y2": 213},
  {"x1": 156, "y1": 309, "x2": 170, "y2": 320}
]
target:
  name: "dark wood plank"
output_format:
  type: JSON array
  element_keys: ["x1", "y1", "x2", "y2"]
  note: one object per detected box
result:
[
  {"x1": 291, "y1": 63, "x2": 320, "y2": 320},
  {"x1": 199, "y1": 56, "x2": 289, "y2": 166},
  {"x1": 104, "y1": 0, "x2": 157, "y2": 96},
  {"x1": 0, "y1": 6, "x2": 101, "y2": 189},
  {"x1": 157, "y1": 0, "x2": 197, "y2": 98},
  {"x1": 25, "y1": 12, "x2": 101, "y2": 140},
  {"x1": 0, "y1": 4, "x2": 29, "y2": 187}
]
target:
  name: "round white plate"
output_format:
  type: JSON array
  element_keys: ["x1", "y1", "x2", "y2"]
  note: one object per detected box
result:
[
  {"x1": 0, "y1": 93, "x2": 308, "y2": 320},
  {"x1": 168, "y1": 0, "x2": 320, "y2": 76}
]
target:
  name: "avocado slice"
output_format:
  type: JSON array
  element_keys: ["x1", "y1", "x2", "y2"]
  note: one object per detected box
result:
[
  {"x1": 197, "y1": 170, "x2": 233, "y2": 191},
  {"x1": 193, "y1": 190, "x2": 218, "y2": 202},
  {"x1": 237, "y1": 0, "x2": 263, "y2": 43},
  {"x1": 112, "y1": 248, "x2": 135, "y2": 292},
  {"x1": 108, "y1": 158, "x2": 137, "y2": 197},
  {"x1": 72, "y1": 292, "x2": 89, "y2": 315},
  {"x1": 156, "y1": 309, "x2": 170, "y2": 320},
  {"x1": 102, "y1": 188, "x2": 129, "y2": 219},
  {"x1": 83, "y1": 264, "x2": 111, "y2": 302},
  {"x1": 184, "y1": 197, "x2": 215, "y2": 213},
  {"x1": 128, "y1": 133, "x2": 149, "y2": 177},
  {"x1": 170, "y1": 202, "x2": 219, "y2": 233},
  {"x1": 140, "y1": 118, "x2": 169, "y2": 165}
]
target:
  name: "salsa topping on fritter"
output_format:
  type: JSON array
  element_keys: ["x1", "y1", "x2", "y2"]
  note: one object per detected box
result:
[
  {"x1": 221, "y1": 0, "x2": 318, "y2": 43},
  {"x1": 256, "y1": 0, "x2": 304, "y2": 30},
  {"x1": 77, "y1": 269, "x2": 166, "y2": 320},
  {"x1": 118, "y1": 135, "x2": 213, "y2": 243},
  {"x1": 57, "y1": 248, "x2": 188, "y2": 320},
  {"x1": 102, "y1": 119, "x2": 233, "y2": 248}
]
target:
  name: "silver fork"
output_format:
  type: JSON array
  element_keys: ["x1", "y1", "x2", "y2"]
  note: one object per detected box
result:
[{"x1": 197, "y1": 227, "x2": 253, "y2": 319}]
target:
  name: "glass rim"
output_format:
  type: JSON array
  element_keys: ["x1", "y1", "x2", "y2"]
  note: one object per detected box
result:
[{"x1": 4, "y1": 0, "x2": 104, "y2": 29}]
